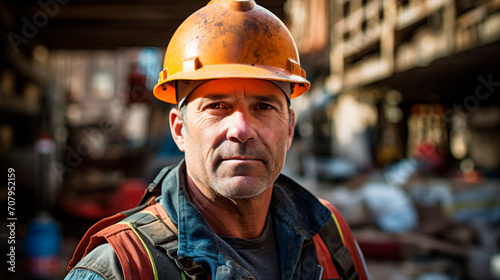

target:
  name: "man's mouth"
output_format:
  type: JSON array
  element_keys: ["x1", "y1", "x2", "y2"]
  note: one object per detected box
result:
[{"x1": 224, "y1": 156, "x2": 260, "y2": 161}]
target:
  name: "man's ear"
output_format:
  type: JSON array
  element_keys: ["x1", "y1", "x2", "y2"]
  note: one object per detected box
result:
[
  {"x1": 286, "y1": 109, "x2": 295, "y2": 151},
  {"x1": 169, "y1": 107, "x2": 186, "y2": 152}
]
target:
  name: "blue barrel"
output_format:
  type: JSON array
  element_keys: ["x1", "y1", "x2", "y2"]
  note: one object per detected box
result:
[{"x1": 24, "y1": 213, "x2": 61, "y2": 280}]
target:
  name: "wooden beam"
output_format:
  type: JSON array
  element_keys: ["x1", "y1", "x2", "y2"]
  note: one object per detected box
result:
[
  {"x1": 11, "y1": 4, "x2": 199, "y2": 21},
  {"x1": 5, "y1": 0, "x2": 286, "y2": 49}
]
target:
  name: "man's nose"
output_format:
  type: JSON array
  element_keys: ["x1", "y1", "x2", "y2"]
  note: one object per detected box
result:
[{"x1": 226, "y1": 111, "x2": 255, "y2": 143}]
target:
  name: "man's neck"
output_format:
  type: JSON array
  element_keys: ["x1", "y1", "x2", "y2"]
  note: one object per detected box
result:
[{"x1": 185, "y1": 175, "x2": 272, "y2": 240}]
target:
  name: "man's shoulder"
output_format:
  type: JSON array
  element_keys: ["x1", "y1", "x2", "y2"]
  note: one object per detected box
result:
[{"x1": 66, "y1": 243, "x2": 123, "y2": 280}]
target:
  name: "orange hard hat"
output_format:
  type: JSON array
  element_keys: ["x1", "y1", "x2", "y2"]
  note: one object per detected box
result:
[{"x1": 153, "y1": 0, "x2": 310, "y2": 104}]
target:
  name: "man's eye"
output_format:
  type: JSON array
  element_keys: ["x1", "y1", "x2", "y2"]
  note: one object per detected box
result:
[
  {"x1": 206, "y1": 103, "x2": 222, "y2": 109},
  {"x1": 256, "y1": 103, "x2": 275, "y2": 111}
]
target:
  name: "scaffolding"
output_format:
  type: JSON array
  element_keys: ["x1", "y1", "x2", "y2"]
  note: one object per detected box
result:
[{"x1": 325, "y1": 0, "x2": 500, "y2": 93}]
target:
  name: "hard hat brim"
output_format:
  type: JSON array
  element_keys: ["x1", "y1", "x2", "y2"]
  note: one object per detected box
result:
[{"x1": 153, "y1": 64, "x2": 310, "y2": 104}]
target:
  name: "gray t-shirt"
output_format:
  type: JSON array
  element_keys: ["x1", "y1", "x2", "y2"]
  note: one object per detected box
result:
[{"x1": 218, "y1": 216, "x2": 281, "y2": 279}]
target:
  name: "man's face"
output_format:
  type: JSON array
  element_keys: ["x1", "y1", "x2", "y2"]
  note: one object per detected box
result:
[{"x1": 170, "y1": 78, "x2": 295, "y2": 199}]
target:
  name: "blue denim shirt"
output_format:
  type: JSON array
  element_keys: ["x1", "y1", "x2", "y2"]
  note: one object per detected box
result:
[{"x1": 66, "y1": 160, "x2": 335, "y2": 280}]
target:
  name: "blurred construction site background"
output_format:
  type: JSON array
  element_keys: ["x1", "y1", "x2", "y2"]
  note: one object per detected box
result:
[{"x1": 1, "y1": 0, "x2": 499, "y2": 279}]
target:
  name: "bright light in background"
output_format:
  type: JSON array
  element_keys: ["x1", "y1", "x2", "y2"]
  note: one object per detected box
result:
[
  {"x1": 90, "y1": 52, "x2": 115, "y2": 100},
  {"x1": 333, "y1": 94, "x2": 378, "y2": 146},
  {"x1": 492, "y1": 253, "x2": 500, "y2": 279},
  {"x1": 138, "y1": 47, "x2": 162, "y2": 90},
  {"x1": 91, "y1": 70, "x2": 114, "y2": 100}
]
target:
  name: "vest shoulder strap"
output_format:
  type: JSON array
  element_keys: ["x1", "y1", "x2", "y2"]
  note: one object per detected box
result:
[
  {"x1": 313, "y1": 198, "x2": 368, "y2": 280},
  {"x1": 67, "y1": 205, "x2": 145, "y2": 271},
  {"x1": 119, "y1": 203, "x2": 184, "y2": 280},
  {"x1": 127, "y1": 204, "x2": 207, "y2": 279}
]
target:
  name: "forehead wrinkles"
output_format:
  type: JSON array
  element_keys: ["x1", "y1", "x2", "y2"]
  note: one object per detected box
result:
[
  {"x1": 194, "y1": 82, "x2": 247, "y2": 101},
  {"x1": 203, "y1": 83, "x2": 245, "y2": 101},
  {"x1": 202, "y1": 82, "x2": 284, "y2": 102}
]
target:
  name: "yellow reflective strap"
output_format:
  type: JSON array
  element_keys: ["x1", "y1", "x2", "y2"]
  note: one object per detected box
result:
[
  {"x1": 330, "y1": 213, "x2": 345, "y2": 245},
  {"x1": 181, "y1": 270, "x2": 187, "y2": 280},
  {"x1": 319, "y1": 198, "x2": 346, "y2": 246},
  {"x1": 141, "y1": 210, "x2": 156, "y2": 217},
  {"x1": 118, "y1": 221, "x2": 159, "y2": 280}
]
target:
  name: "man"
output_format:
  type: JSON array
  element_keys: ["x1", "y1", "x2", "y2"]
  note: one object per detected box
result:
[{"x1": 66, "y1": 0, "x2": 369, "y2": 279}]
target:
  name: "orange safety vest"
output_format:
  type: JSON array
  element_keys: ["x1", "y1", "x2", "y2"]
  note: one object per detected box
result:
[{"x1": 68, "y1": 197, "x2": 368, "y2": 280}]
